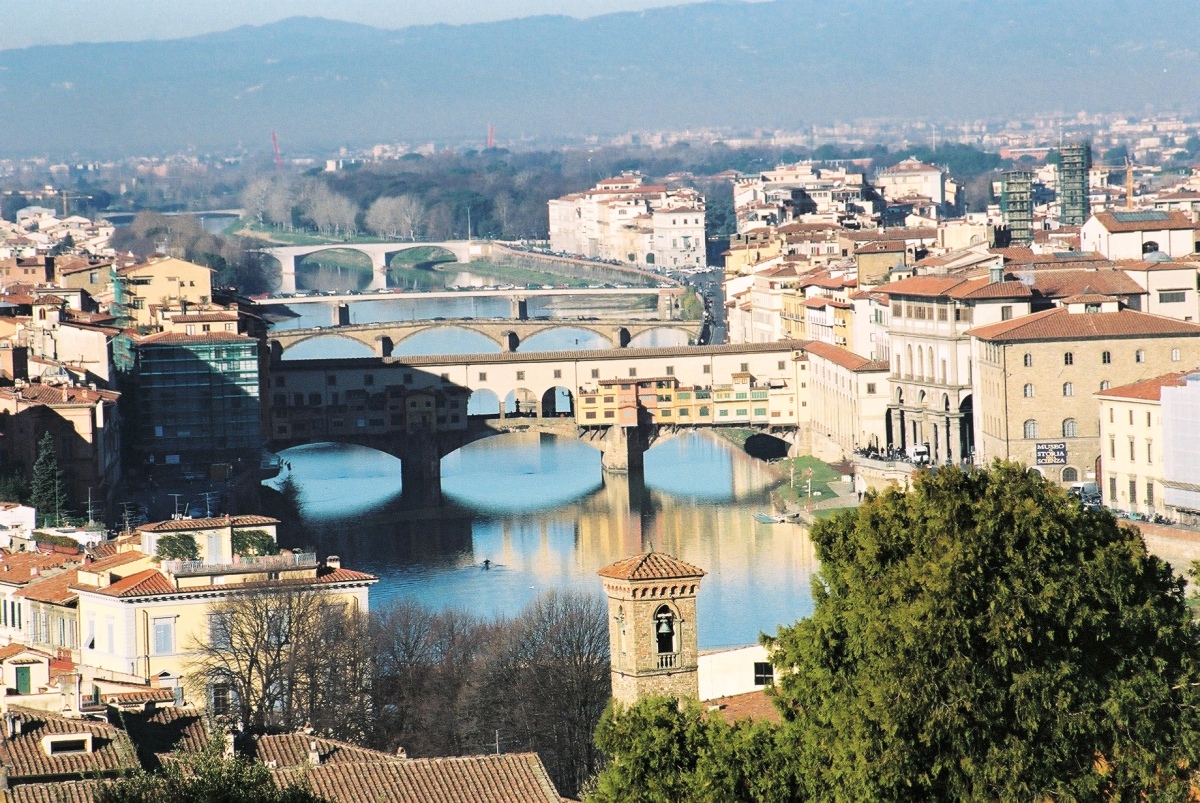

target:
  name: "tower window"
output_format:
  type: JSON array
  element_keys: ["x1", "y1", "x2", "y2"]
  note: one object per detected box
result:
[
  {"x1": 753, "y1": 662, "x2": 774, "y2": 686},
  {"x1": 654, "y1": 606, "x2": 676, "y2": 657}
]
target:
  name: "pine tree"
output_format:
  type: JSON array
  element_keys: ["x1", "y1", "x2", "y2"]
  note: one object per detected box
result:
[{"x1": 30, "y1": 431, "x2": 66, "y2": 527}]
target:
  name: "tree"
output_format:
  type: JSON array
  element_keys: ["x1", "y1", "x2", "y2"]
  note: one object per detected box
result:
[
  {"x1": 30, "y1": 431, "x2": 66, "y2": 526},
  {"x1": 190, "y1": 588, "x2": 371, "y2": 737},
  {"x1": 768, "y1": 462, "x2": 1200, "y2": 801},
  {"x1": 241, "y1": 176, "x2": 275, "y2": 226},
  {"x1": 96, "y1": 741, "x2": 329, "y2": 803},
  {"x1": 156, "y1": 533, "x2": 199, "y2": 561},
  {"x1": 231, "y1": 529, "x2": 278, "y2": 557}
]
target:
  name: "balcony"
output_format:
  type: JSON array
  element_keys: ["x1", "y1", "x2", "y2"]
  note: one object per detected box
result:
[
  {"x1": 163, "y1": 552, "x2": 319, "y2": 577},
  {"x1": 657, "y1": 653, "x2": 678, "y2": 669}
]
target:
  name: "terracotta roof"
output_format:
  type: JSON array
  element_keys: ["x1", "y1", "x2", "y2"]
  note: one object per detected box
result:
[
  {"x1": 598, "y1": 551, "x2": 705, "y2": 582},
  {"x1": 878, "y1": 158, "x2": 942, "y2": 175},
  {"x1": 0, "y1": 707, "x2": 140, "y2": 782},
  {"x1": 855, "y1": 240, "x2": 907, "y2": 254},
  {"x1": 121, "y1": 706, "x2": 209, "y2": 770},
  {"x1": 1092, "y1": 209, "x2": 1197, "y2": 233},
  {"x1": 135, "y1": 331, "x2": 251, "y2": 345},
  {"x1": 883, "y1": 275, "x2": 1031, "y2": 300},
  {"x1": 803, "y1": 341, "x2": 889, "y2": 372},
  {"x1": 1096, "y1": 370, "x2": 1194, "y2": 401},
  {"x1": 85, "y1": 551, "x2": 150, "y2": 573},
  {"x1": 271, "y1": 753, "x2": 564, "y2": 803},
  {"x1": 77, "y1": 569, "x2": 176, "y2": 598},
  {"x1": 101, "y1": 687, "x2": 176, "y2": 705},
  {"x1": 139, "y1": 515, "x2": 279, "y2": 533},
  {"x1": 0, "y1": 384, "x2": 118, "y2": 406},
  {"x1": 1028, "y1": 269, "x2": 1145, "y2": 298},
  {"x1": 360, "y1": 341, "x2": 811, "y2": 369},
  {"x1": 9, "y1": 780, "x2": 104, "y2": 803},
  {"x1": 0, "y1": 644, "x2": 47, "y2": 663},
  {"x1": 1114, "y1": 258, "x2": 1200, "y2": 272},
  {"x1": 706, "y1": 690, "x2": 782, "y2": 725},
  {"x1": 845, "y1": 228, "x2": 937, "y2": 242},
  {"x1": 968, "y1": 308, "x2": 1200, "y2": 342},
  {"x1": 247, "y1": 733, "x2": 398, "y2": 768},
  {"x1": 167, "y1": 312, "x2": 239, "y2": 322},
  {"x1": 0, "y1": 552, "x2": 79, "y2": 586},
  {"x1": 1061, "y1": 293, "x2": 1117, "y2": 304},
  {"x1": 16, "y1": 570, "x2": 80, "y2": 604}
]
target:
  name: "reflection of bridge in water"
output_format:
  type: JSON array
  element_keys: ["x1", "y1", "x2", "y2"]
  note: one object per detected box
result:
[{"x1": 267, "y1": 342, "x2": 807, "y2": 509}]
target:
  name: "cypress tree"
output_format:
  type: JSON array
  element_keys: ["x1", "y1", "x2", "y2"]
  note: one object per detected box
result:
[{"x1": 30, "y1": 431, "x2": 66, "y2": 526}]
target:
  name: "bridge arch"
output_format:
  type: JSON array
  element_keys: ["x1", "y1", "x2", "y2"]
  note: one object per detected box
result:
[
  {"x1": 517, "y1": 326, "x2": 616, "y2": 352},
  {"x1": 504, "y1": 388, "x2": 538, "y2": 417},
  {"x1": 742, "y1": 432, "x2": 792, "y2": 461},
  {"x1": 389, "y1": 326, "x2": 505, "y2": 356},
  {"x1": 467, "y1": 388, "x2": 501, "y2": 418},
  {"x1": 277, "y1": 333, "x2": 375, "y2": 361},
  {"x1": 540, "y1": 386, "x2": 575, "y2": 418},
  {"x1": 627, "y1": 326, "x2": 697, "y2": 348}
]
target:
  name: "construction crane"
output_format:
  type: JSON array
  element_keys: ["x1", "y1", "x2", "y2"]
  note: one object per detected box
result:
[{"x1": 59, "y1": 189, "x2": 92, "y2": 216}]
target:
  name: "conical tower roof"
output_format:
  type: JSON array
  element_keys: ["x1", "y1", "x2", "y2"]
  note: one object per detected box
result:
[{"x1": 597, "y1": 551, "x2": 706, "y2": 582}]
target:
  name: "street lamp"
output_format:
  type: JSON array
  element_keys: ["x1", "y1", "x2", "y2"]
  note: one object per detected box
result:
[{"x1": 804, "y1": 467, "x2": 814, "y2": 513}]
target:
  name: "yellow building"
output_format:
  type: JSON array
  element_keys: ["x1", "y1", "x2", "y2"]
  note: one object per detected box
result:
[
  {"x1": 16, "y1": 515, "x2": 376, "y2": 703},
  {"x1": 970, "y1": 298, "x2": 1200, "y2": 486},
  {"x1": 114, "y1": 256, "x2": 214, "y2": 328}
]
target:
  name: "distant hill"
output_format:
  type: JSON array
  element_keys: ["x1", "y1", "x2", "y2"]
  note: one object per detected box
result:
[{"x1": 1, "y1": 0, "x2": 1196, "y2": 157}]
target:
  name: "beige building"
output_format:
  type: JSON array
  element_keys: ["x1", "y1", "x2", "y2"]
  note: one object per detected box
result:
[
  {"x1": 1080, "y1": 210, "x2": 1200, "y2": 260},
  {"x1": 548, "y1": 175, "x2": 706, "y2": 269},
  {"x1": 803, "y1": 341, "x2": 890, "y2": 461},
  {"x1": 1095, "y1": 372, "x2": 1189, "y2": 517},
  {"x1": 1117, "y1": 258, "x2": 1200, "y2": 321},
  {"x1": 114, "y1": 256, "x2": 214, "y2": 328},
  {"x1": 885, "y1": 270, "x2": 1034, "y2": 464},
  {"x1": 970, "y1": 298, "x2": 1200, "y2": 485}
]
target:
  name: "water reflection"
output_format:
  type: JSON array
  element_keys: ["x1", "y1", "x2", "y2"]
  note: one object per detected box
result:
[{"x1": 269, "y1": 431, "x2": 817, "y2": 647}]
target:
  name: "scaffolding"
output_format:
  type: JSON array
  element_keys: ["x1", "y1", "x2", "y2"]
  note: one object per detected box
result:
[
  {"x1": 1058, "y1": 142, "x2": 1091, "y2": 226},
  {"x1": 1001, "y1": 171, "x2": 1034, "y2": 246}
]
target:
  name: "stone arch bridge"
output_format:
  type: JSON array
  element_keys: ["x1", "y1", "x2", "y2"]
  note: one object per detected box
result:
[
  {"x1": 260, "y1": 240, "x2": 491, "y2": 295},
  {"x1": 269, "y1": 318, "x2": 706, "y2": 356}
]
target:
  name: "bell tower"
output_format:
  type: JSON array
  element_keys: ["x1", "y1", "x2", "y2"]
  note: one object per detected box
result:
[{"x1": 597, "y1": 551, "x2": 706, "y2": 708}]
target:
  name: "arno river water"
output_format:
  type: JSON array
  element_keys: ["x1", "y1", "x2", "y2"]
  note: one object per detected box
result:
[{"x1": 269, "y1": 432, "x2": 816, "y2": 650}]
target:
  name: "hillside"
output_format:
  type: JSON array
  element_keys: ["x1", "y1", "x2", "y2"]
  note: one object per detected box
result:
[{"x1": 0, "y1": 0, "x2": 1196, "y2": 156}]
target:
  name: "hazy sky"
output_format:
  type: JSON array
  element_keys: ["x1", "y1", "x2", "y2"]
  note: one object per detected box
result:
[{"x1": 1, "y1": 0, "x2": 718, "y2": 50}]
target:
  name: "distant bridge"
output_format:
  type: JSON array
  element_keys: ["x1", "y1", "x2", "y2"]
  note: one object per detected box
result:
[
  {"x1": 251, "y1": 286, "x2": 679, "y2": 306},
  {"x1": 269, "y1": 317, "x2": 705, "y2": 355},
  {"x1": 258, "y1": 240, "x2": 492, "y2": 295}
]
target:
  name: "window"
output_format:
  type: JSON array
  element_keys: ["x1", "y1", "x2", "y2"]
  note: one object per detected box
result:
[
  {"x1": 1129, "y1": 479, "x2": 1137, "y2": 505},
  {"x1": 479, "y1": 372, "x2": 487, "y2": 381},
  {"x1": 363, "y1": 374, "x2": 374, "y2": 386},
  {"x1": 516, "y1": 371, "x2": 525, "y2": 381},
  {"x1": 741, "y1": 363, "x2": 749, "y2": 372},
  {"x1": 1147, "y1": 481, "x2": 1155, "y2": 506},
  {"x1": 753, "y1": 662, "x2": 774, "y2": 686},
  {"x1": 1160, "y1": 291, "x2": 1187, "y2": 304},
  {"x1": 326, "y1": 375, "x2": 337, "y2": 386},
  {"x1": 1147, "y1": 411, "x2": 1152, "y2": 427},
  {"x1": 210, "y1": 684, "x2": 232, "y2": 717},
  {"x1": 1100, "y1": 380, "x2": 1111, "y2": 391},
  {"x1": 1130, "y1": 440, "x2": 1136, "y2": 461},
  {"x1": 1147, "y1": 441, "x2": 1153, "y2": 463},
  {"x1": 152, "y1": 617, "x2": 175, "y2": 655},
  {"x1": 1110, "y1": 476, "x2": 1118, "y2": 500},
  {"x1": 1102, "y1": 351, "x2": 1111, "y2": 364},
  {"x1": 208, "y1": 613, "x2": 230, "y2": 649},
  {"x1": 185, "y1": 324, "x2": 195, "y2": 335},
  {"x1": 1062, "y1": 467, "x2": 1079, "y2": 483},
  {"x1": 1001, "y1": 305, "x2": 1013, "y2": 321},
  {"x1": 1063, "y1": 352, "x2": 1073, "y2": 366},
  {"x1": 1062, "y1": 382, "x2": 1074, "y2": 397},
  {"x1": 1023, "y1": 353, "x2": 1032, "y2": 367},
  {"x1": 1062, "y1": 418, "x2": 1077, "y2": 437},
  {"x1": 553, "y1": 369, "x2": 562, "y2": 379},
  {"x1": 1135, "y1": 349, "x2": 1145, "y2": 363},
  {"x1": 1023, "y1": 419, "x2": 1038, "y2": 439},
  {"x1": 777, "y1": 361, "x2": 785, "y2": 370},
  {"x1": 655, "y1": 606, "x2": 676, "y2": 656},
  {"x1": 591, "y1": 369, "x2": 600, "y2": 379},
  {"x1": 866, "y1": 383, "x2": 877, "y2": 394},
  {"x1": 1172, "y1": 348, "x2": 1181, "y2": 362},
  {"x1": 702, "y1": 365, "x2": 710, "y2": 374},
  {"x1": 1023, "y1": 383, "x2": 1034, "y2": 398}
]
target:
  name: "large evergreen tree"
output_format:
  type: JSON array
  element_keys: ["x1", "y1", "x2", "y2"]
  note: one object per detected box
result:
[
  {"x1": 29, "y1": 430, "x2": 66, "y2": 526},
  {"x1": 589, "y1": 463, "x2": 1200, "y2": 801}
]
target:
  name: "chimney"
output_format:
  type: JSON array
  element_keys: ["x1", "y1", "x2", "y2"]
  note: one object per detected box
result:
[
  {"x1": 326, "y1": 556, "x2": 341, "y2": 571},
  {"x1": 5, "y1": 712, "x2": 20, "y2": 738},
  {"x1": 396, "y1": 746, "x2": 408, "y2": 759},
  {"x1": 308, "y1": 739, "x2": 321, "y2": 766}
]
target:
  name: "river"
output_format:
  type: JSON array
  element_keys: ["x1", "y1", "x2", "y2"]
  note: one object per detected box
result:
[{"x1": 268, "y1": 431, "x2": 817, "y2": 649}]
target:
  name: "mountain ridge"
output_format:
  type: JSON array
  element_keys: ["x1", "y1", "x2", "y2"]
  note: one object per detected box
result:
[{"x1": 1, "y1": 0, "x2": 1196, "y2": 157}]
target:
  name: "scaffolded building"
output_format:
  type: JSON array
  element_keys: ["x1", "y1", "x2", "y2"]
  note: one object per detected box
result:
[
  {"x1": 1001, "y1": 171, "x2": 1034, "y2": 246},
  {"x1": 1059, "y1": 142, "x2": 1092, "y2": 226}
]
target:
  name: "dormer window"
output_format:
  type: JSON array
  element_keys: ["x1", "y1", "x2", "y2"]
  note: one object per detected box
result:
[{"x1": 1085, "y1": 303, "x2": 1101, "y2": 313}]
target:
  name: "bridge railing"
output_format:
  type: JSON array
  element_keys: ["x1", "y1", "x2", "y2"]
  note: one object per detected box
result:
[{"x1": 163, "y1": 552, "x2": 319, "y2": 577}]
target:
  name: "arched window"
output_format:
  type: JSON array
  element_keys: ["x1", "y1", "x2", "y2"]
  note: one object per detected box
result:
[
  {"x1": 1102, "y1": 351, "x2": 1111, "y2": 364},
  {"x1": 1142, "y1": 240, "x2": 1159, "y2": 254},
  {"x1": 905, "y1": 345, "x2": 913, "y2": 379},
  {"x1": 1063, "y1": 418, "x2": 1078, "y2": 437},
  {"x1": 1100, "y1": 380, "x2": 1111, "y2": 390},
  {"x1": 916, "y1": 346, "x2": 925, "y2": 380},
  {"x1": 1023, "y1": 419, "x2": 1039, "y2": 439},
  {"x1": 1062, "y1": 467, "x2": 1079, "y2": 483},
  {"x1": 1023, "y1": 353, "x2": 1033, "y2": 367},
  {"x1": 1063, "y1": 352, "x2": 1074, "y2": 366},
  {"x1": 654, "y1": 605, "x2": 677, "y2": 655},
  {"x1": 1023, "y1": 383, "x2": 1035, "y2": 398},
  {"x1": 927, "y1": 349, "x2": 935, "y2": 381},
  {"x1": 1135, "y1": 349, "x2": 1145, "y2": 363},
  {"x1": 1062, "y1": 382, "x2": 1074, "y2": 397},
  {"x1": 1172, "y1": 348, "x2": 1182, "y2": 362}
]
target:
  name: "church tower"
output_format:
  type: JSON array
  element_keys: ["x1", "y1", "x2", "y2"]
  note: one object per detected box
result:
[{"x1": 598, "y1": 551, "x2": 706, "y2": 708}]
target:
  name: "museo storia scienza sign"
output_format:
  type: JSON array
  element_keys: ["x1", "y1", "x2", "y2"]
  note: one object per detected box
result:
[{"x1": 1036, "y1": 441, "x2": 1068, "y2": 466}]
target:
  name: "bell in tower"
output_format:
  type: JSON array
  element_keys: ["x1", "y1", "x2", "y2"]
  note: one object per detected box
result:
[{"x1": 597, "y1": 550, "x2": 706, "y2": 708}]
